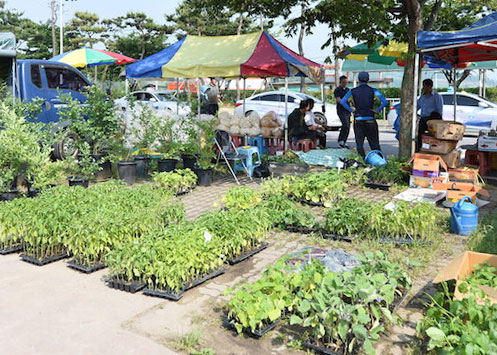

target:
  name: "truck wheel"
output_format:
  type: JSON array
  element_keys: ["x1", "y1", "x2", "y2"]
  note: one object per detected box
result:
[{"x1": 53, "y1": 131, "x2": 80, "y2": 160}]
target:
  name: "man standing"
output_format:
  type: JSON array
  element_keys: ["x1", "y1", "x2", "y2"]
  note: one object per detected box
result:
[
  {"x1": 416, "y1": 78, "x2": 443, "y2": 151},
  {"x1": 334, "y1": 76, "x2": 351, "y2": 148},
  {"x1": 340, "y1": 71, "x2": 389, "y2": 158},
  {"x1": 206, "y1": 78, "x2": 220, "y2": 115},
  {"x1": 304, "y1": 99, "x2": 327, "y2": 148}
]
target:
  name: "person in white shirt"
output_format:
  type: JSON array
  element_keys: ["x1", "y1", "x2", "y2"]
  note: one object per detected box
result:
[{"x1": 304, "y1": 99, "x2": 327, "y2": 148}]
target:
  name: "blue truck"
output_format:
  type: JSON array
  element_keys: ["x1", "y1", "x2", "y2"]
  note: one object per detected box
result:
[{"x1": 4, "y1": 32, "x2": 93, "y2": 158}]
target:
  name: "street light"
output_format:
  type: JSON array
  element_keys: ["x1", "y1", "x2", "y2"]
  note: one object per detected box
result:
[{"x1": 59, "y1": 0, "x2": 77, "y2": 54}]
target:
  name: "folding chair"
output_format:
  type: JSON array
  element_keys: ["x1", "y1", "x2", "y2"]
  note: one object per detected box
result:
[{"x1": 214, "y1": 130, "x2": 252, "y2": 185}]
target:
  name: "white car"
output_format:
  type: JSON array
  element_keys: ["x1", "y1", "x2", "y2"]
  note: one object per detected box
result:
[
  {"x1": 233, "y1": 91, "x2": 342, "y2": 129},
  {"x1": 387, "y1": 92, "x2": 497, "y2": 133},
  {"x1": 115, "y1": 90, "x2": 191, "y2": 116}
]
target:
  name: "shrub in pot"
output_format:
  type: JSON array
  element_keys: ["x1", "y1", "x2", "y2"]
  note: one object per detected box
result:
[
  {"x1": 194, "y1": 147, "x2": 216, "y2": 186},
  {"x1": 67, "y1": 143, "x2": 102, "y2": 188}
]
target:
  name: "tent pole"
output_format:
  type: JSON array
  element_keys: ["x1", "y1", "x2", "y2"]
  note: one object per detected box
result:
[
  {"x1": 453, "y1": 66, "x2": 457, "y2": 122},
  {"x1": 483, "y1": 69, "x2": 487, "y2": 98},
  {"x1": 12, "y1": 58, "x2": 16, "y2": 103},
  {"x1": 284, "y1": 77, "x2": 289, "y2": 151},
  {"x1": 176, "y1": 78, "x2": 179, "y2": 114},
  {"x1": 197, "y1": 78, "x2": 201, "y2": 120},
  {"x1": 478, "y1": 69, "x2": 483, "y2": 97},
  {"x1": 243, "y1": 77, "x2": 247, "y2": 145},
  {"x1": 412, "y1": 52, "x2": 420, "y2": 154},
  {"x1": 125, "y1": 78, "x2": 129, "y2": 95}
]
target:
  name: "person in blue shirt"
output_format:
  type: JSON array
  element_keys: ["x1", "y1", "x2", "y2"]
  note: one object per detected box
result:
[
  {"x1": 416, "y1": 78, "x2": 443, "y2": 151},
  {"x1": 340, "y1": 71, "x2": 389, "y2": 158}
]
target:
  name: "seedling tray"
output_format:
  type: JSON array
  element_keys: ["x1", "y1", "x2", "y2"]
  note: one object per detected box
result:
[
  {"x1": 106, "y1": 277, "x2": 146, "y2": 294},
  {"x1": 67, "y1": 259, "x2": 106, "y2": 273},
  {"x1": 379, "y1": 235, "x2": 431, "y2": 246},
  {"x1": 283, "y1": 225, "x2": 318, "y2": 234},
  {"x1": 222, "y1": 318, "x2": 280, "y2": 338},
  {"x1": 20, "y1": 252, "x2": 68, "y2": 266},
  {"x1": 144, "y1": 267, "x2": 226, "y2": 301},
  {"x1": 0, "y1": 244, "x2": 22, "y2": 255},
  {"x1": 321, "y1": 232, "x2": 355, "y2": 242},
  {"x1": 227, "y1": 242, "x2": 269, "y2": 265},
  {"x1": 365, "y1": 181, "x2": 393, "y2": 191}
]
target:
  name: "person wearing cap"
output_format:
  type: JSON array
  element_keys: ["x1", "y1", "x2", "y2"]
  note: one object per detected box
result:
[{"x1": 339, "y1": 71, "x2": 389, "y2": 158}]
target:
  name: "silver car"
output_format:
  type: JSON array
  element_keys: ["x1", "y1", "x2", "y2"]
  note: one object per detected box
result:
[
  {"x1": 233, "y1": 91, "x2": 342, "y2": 129},
  {"x1": 115, "y1": 90, "x2": 191, "y2": 116},
  {"x1": 387, "y1": 92, "x2": 497, "y2": 133}
]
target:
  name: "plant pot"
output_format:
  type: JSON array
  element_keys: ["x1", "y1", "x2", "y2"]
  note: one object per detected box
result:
[
  {"x1": 134, "y1": 155, "x2": 151, "y2": 178},
  {"x1": 181, "y1": 154, "x2": 197, "y2": 169},
  {"x1": 68, "y1": 177, "x2": 89, "y2": 188},
  {"x1": 92, "y1": 154, "x2": 112, "y2": 181},
  {"x1": 117, "y1": 161, "x2": 137, "y2": 185},
  {"x1": 194, "y1": 168, "x2": 213, "y2": 186},
  {"x1": 157, "y1": 158, "x2": 178, "y2": 173},
  {"x1": 0, "y1": 190, "x2": 20, "y2": 201}
]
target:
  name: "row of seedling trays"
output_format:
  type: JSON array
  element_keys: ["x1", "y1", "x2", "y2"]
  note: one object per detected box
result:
[{"x1": 1, "y1": 241, "x2": 269, "y2": 301}]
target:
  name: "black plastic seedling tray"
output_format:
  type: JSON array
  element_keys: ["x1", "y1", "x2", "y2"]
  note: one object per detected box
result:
[
  {"x1": 321, "y1": 232, "x2": 355, "y2": 242},
  {"x1": 284, "y1": 225, "x2": 318, "y2": 234},
  {"x1": 227, "y1": 242, "x2": 269, "y2": 265},
  {"x1": 379, "y1": 235, "x2": 431, "y2": 246},
  {"x1": 365, "y1": 181, "x2": 393, "y2": 191},
  {"x1": 67, "y1": 259, "x2": 106, "y2": 273},
  {"x1": 0, "y1": 244, "x2": 22, "y2": 255},
  {"x1": 143, "y1": 268, "x2": 226, "y2": 301},
  {"x1": 106, "y1": 278, "x2": 146, "y2": 294},
  {"x1": 176, "y1": 186, "x2": 196, "y2": 196},
  {"x1": 20, "y1": 252, "x2": 68, "y2": 266},
  {"x1": 223, "y1": 318, "x2": 280, "y2": 338}
]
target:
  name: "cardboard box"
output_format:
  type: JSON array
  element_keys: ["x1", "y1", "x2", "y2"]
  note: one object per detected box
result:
[
  {"x1": 420, "y1": 135, "x2": 458, "y2": 154},
  {"x1": 424, "y1": 151, "x2": 461, "y2": 169},
  {"x1": 428, "y1": 120, "x2": 465, "y2": 141},
  {"x1": 433, "y1": 251, "x2": 497, "y2": 304},
  {"x1": 449, "y1": 168, "x2": 479, "y2": 184},
  {"x1": 478, "y1": 135, "x2": 497, "y2": 152},
  {"x1": 432, "y1": 181, "x2": 489, "y2": 202},
  {"x1": 407, "y1": 153, "x2": 449, "y2": 176},
  {"x1": 409, "y1": 174, "x2": 448, "y2": 189}
]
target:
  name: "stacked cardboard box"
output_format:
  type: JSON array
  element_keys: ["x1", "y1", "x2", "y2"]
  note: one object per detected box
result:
[
  {"x1": 420, "y1": 121, "x2": 465, "y2": 168},
  {"x1": 407, "y1": 153, "x2": 449, "y2": 188}
]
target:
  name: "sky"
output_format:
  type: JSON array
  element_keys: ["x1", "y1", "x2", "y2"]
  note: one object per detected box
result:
[{"x1": 8, "y1": 0, "x2": 333, "y2": 63}]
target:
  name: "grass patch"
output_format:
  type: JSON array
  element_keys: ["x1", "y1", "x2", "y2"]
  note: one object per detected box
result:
[
  {"x1": 468, "y1": 211, "x2": 497, "y2": 255},
  {"x1": 170, "y1": 328, "x2": 203, "y2": 353}
]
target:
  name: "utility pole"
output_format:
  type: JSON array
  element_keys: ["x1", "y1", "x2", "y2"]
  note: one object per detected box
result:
[{"x1": 50, "y1": 0, "x2": 58, "y2": 55}]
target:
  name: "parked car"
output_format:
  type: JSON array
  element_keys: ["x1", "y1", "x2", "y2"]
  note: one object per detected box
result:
[
  {"x1": 233, "y1": 91, "x2": 342, "y2": 129},
  {"x1": 115, "y1": 90, "x2": 191, "y2": 116},
  {"x1": 387, "y1": 92, "x2": 497, "y2": 133}
]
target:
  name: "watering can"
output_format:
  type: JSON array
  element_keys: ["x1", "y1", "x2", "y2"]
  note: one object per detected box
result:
[
  {"x1": 450, "y1": 196, "x2": 478, "y2": 235},
  {"x1": 365, "y1": 150, "x2": 387, "y2": 167}
]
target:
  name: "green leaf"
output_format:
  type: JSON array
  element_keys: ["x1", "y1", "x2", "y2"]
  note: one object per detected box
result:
[
  {"x1": 267, "y1": 309, "x2": 281, "y2": 321},
  {"x1": 426, "y1": 327, "x2": 446, "y2": 342},
  {"x1": 289, "y1": 315, "x2": 302, "y2": 325},
  {"x1": 352, "y1": 324, "x2": 368, "y2": 340}
]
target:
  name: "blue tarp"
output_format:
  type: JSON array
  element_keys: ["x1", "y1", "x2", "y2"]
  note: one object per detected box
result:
[{"x1": 417, "y1": 13, "x2": 497, "y2": 65}]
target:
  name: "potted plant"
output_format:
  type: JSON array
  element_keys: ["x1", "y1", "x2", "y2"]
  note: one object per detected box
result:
[
  {"x1": 108, "y1": 141, "x2": 137, "y2": 185},
  {"x1": 157, "y1": 141, "x2": 181, "y2": 172},
  {"x1": 194, "y1": 146, "x2": 216, "y2": 186},
  {"x1": 179, "y1": 142, "x2": 198, "y2": 169}
]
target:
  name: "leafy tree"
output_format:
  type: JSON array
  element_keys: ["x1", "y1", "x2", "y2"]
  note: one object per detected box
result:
[
  {"x1": 105, "y1": 12, "x2": 171, "y2": 60},
  {"x1": 167, "y1": 0, "x2": 260, "y2": 37},
  {"x1": 65, "y1": 11, "x2": 108, "y2": 50}
]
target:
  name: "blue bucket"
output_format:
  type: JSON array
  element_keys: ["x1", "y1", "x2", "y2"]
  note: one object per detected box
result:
[{"x1": 365, "y1": 150, "x2": 387, "y2": 167}]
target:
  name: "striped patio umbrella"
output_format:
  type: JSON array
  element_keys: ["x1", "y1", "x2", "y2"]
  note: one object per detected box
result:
[{"x1": 51, "y1": 48, "x2": 135, "y2": 68}]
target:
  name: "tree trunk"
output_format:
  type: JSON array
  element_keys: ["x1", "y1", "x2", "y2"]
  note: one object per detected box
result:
[
  {"x1": 50, "y1": 0, "x2": 58, "y2": 55},
  {"x1": 398, "y1": 0, "x2": 423, "y2": 159},
  {"x1": 443, "y1": 69, "x2": 472, "y2": 88},
  {"x1": 298, "y1": 5, "x2": 305, "y2": 93}
]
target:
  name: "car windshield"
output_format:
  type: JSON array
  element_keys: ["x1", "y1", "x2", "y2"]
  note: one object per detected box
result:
[{"x1": 157, "y1": 93, "x2": 175, "y2": 102}]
